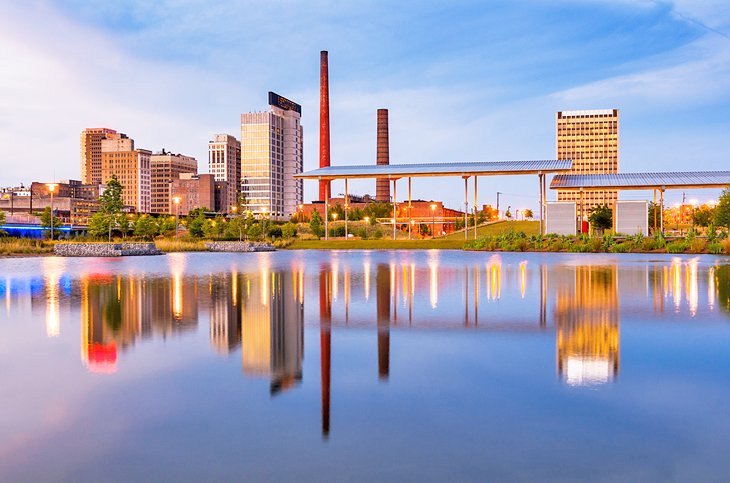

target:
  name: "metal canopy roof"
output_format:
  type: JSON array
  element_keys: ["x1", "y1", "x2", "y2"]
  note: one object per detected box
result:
[
  {"x1": 295, "y1": 160, "x2": 572, "y2": 180},
  {"x1": 550, "y1": 171, "x2": 730, "y2": 191}
]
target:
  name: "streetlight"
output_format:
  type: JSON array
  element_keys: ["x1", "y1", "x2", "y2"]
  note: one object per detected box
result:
[
  {"x1": 45, "y1": 183, "x2": 58, "y2": 240},
  {"x1": 262, "y1": 207, "x2": 268, "y2": 238},
  {"x1": 231, "y1": 205, "x2": 242, "y2": 241},
  {"x1": 332, "y1": 212, "x2": 338, "y2": 237},
  {"x1": 173, "y1": 196, "x2": 181, "y2": 239},
  {"x1": 430, "y1": 203, "x2": 437, "y2": 239},
  {"x1": 298, "y1": 204, "x2": 304, "y2": 222}
]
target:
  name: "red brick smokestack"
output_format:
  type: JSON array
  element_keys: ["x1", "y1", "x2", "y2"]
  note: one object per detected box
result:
[
  {"x1": 376, "y1": 109, "x2": 390, "y2": 202},
  {"x1": 319, "y1": 51, "x2": 331, "y2": 201}
]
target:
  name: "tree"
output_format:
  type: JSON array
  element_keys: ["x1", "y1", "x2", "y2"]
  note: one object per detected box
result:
[
  {"x1": 714, "y1": 188, "x2": 730, "y2": 228},
  {"x1": 693, "y1": 205, "x2": 715, "y2": 227},
  {"x1": 0, "y1": 210, "x2": 6, "y2": 226},
  {"x1": 99, "y1": 175, "x2": 125, "y2": 241},
  {"x1": 309, "y1": 210, "x2": 324, "y2": 238},
  {"x1": 648, "y1": 201, "x2": 660, "y2": 229},
  {"x1": 87, "y1": 212, "x2": 109, "y2": 238},
  {"x1": 134, "y1": 215, "x2": 158, "y2": 240},
  {"x1": 589, "y1": 204, "x2": 613, "y2": 231},
  {"x1": 187, "y1": 209, "x2": 207, "y2": 238},
  {"x1": 39, "y1": 206, "x2": 62, "y2": 238},
  {"x1": 247, "y1": 223, "x2": 262, "y2": 240},
  {"x1": 327, "y1": 203, "x2": 344, "y2": 221},
  {"x1": 157, "y1": 216, "x2": 176, "y2": 236},
  {"x1": 523, "y1": 209, "x2": 534, "y2": 220}
]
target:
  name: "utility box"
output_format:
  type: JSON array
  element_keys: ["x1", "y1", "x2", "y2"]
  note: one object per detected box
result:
[
  {"x1": 546, "y1": 202, "x2": 577, "y2": 236},
  {"x1": 615, "y1": 201, "x2": 648, "y2": 236}
]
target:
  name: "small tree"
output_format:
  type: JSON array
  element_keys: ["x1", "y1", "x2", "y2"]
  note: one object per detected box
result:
[
  {"x1": 523, "y1": 209, "x2": 534, "y2": 220},
  {"x1": 247, "y1": 223, "x2": 262, "y2": 240},
  {"x1": 99, "y1": 175, "x2": 125, "y2": 241},
  {"x1": 589, "y1": 204, "x2": 613, "y2": 232},
  {"x1": 309, "y1": 210, "x2": 324, "y2": 238},
  {"x1": 134, "y1": 215, "x2": 158, "y2": 240},
  {"x1": 87, "y1": 212, "x2": 109, "y2": 238},
  {"x1": 281, "y1": 222, "x2": 297, "y2": 239},
  {"x1": 39, "y1": 206, "x2": 62, "y2": 238},
  {"x1": 713, "y1": 188, "x2": 730, "y2": 228},
  {"x1": 0, "y1": 210, "x2": 6, "y2": 226}
]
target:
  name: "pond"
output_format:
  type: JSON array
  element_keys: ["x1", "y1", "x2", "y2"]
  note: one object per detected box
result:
[{"x1": 1, "y1": 250, "x2": 729, "y2": 481}]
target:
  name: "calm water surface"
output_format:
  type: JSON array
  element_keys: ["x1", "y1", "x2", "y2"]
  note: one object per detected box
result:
[{"x1": 1, "y1": 250, "x2": 729, "y2": 482}]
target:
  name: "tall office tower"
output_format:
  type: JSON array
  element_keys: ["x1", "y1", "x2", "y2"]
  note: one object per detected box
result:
[
  {"x1": 100, "y1": 133, "x2": 151, "y2": 212},
  {"x1": 208, "y1": 134, "x2": 241, "y2": 212},
  {"x1": 80, "y1": 128, "x2": 118, "y2": 185},
  {"x1": 240, "y1": 92, "x2": 303, "y2": 221},
  {"x1": 319, "y1": 50, "x2": 331, "y2": 201},
  {"x1": 556, "y1": 109, "x2": 619, "y2": 215},
  {"x1": 150, "y1": 150, "x2": 198, "y2": 214},
  {"x1": 376, "y1": 109, "x2": 390, "y2": 202}
]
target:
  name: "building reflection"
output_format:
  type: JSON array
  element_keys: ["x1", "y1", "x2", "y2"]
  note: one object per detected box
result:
[
  {"x1": 208, "y1": 272, "x2": 242, "y2": 355},
  {"x1": 241, "y1": 268, "x2": 304, "y2": 396},
  {"x1": 554, "y1": 266, "x2": 620, "y2": 387},
  {"x1": 79, "y1": 273, "x2": 198, "y2": 373}
]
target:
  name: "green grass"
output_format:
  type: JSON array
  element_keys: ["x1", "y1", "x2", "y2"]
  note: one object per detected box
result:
[
  {"x1": 155, "y1": 239, "x2": 208, "y2": 252},
  {"x1": 441, "y1": 220, "x2": 540, "y2": 240},
  {"x1": 287, "y1": 239, "x2": 466, "y2": 250}
]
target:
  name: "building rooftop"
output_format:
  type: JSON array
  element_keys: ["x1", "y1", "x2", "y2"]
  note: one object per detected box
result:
[
  {"x1": 550, "y1": 171, "x2": 730, "y2": 190},
  {"x1": 296, "y1": 160, "x2": 573, "y2": 180}
]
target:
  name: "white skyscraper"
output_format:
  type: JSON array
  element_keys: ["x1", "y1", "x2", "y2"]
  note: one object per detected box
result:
[
  {"x1": 208, "y1": 134, "x2": 241, "y2": 213},
  {"x1": 240, "y1": 92, "x2": 303, "y2": 221}
]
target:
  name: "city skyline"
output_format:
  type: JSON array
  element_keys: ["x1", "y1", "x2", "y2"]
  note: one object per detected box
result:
[{"x1": 1, "y1": 1, "x2": 729, "y2": 212}]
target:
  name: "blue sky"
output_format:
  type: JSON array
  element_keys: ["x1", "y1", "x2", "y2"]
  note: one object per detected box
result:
[{"x1": 1, "y1": 0, "x2": 729, "y2": 211}]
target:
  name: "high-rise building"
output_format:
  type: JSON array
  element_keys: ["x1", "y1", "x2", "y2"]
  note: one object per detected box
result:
[
  {"x1": 100, "y1": 133, "x2": 151, "y2": 212},
  {"x1": 150, "y1": 150, "x2": 198, "y2": 214},
  {"x1": 208, "y1": 134, "x2": 241, "y2": 213},
  {"x1": 240, "y1": 92, "x2": 303, "y2": 221},
  {"x1": 80, "y1": 128, "x2": 117, "y2": 185},
  {"x1": 556, "y1": 109, "x2": 619, "y2": 214}
]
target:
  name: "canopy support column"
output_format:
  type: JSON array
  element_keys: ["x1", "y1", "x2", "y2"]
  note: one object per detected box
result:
[
  {"x1": 392, "y1": 179, "x2": 397, "y2": 241},
  {"x1": 660, "y1": 188, "x2": 665, "y2": 234},
  {"x1": 473, "y1": 176, "x2": 478, "y2": 240},
  {"x1": 344, "y1": 178, "x2": 349, "y2": 240},
  {"x1": 464, "y1": 177, "x2": 469, "y2": 241},
  {"x1": 408, "y1": 177, "x2": 412, "y2": 240},
  {"x1": 324, "y1": 179, "x2": 329, "y2": 240},
  {"x1": 579, "y1": 189, "x2": 585, "y2": 234},
  {"x1": 653, "y1": 189, "x2": 657, "y2": 233},
  {"x1": 538, "y1": 174, "x2": 544, "y2": 236}
]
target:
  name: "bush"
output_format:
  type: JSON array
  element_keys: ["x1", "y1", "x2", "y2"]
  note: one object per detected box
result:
[
  {"x1": 281, "y1": 222, "x2": 297, "y2": 239},
  {"x1": 722, "y1": 238, "x2": 730, "y2": 254},
  {"x1": 247, "y1": 223, "x2": 262, "y2": 240},
  {"x1": 689, "y1": 238, "x2": 706, "y2": 254},
  {"x1": 641, "y1": 238, "x2": 658, "y2": 251},
  {"x1": 611, "y1": 242, "x2": 630, "y2": 253},
  {"x1": 588, "y1": 237, "x2": 603, "y2": 253},
  {"x1": 666, "y1": 240, "x2": 689, "y2": 253},
  {"x1": 373, "y1": 229, "x2": 383, "y2": 239},
  {"x1": 708, "y1": 243, "x2": 723, "y2": 254},
  {"x1": 266, "y1": 225, "x2": 283, "y2": 239}
]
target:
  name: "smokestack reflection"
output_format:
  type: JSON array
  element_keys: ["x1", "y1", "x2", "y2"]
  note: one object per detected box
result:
[
  {"x1": 376, "y1": 264, "x2": 390, "y2": 380},
  {"x1": 319, "y1": 266, "x2": 331, "y2": 438}
]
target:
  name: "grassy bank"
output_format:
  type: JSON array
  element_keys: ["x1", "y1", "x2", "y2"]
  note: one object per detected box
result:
[
  {"x1": 465, "y1": 232, "x2": 730, "y2": 255},
  {"x1": 0, "y1": 238, "x2": 54, "y2": 256},
  {"x1": 442, "y1": 220, "x2": 540, "y2": 240},
  {"x1": 154, "y1": 239, "x2": 208, "y2": 252},
  {"x1": 287, "y1": 239, "x2": 467, "y2": 250}
]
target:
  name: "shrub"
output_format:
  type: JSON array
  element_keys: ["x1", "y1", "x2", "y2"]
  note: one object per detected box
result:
[
  {"x1": 641, "y1": 238, "x2": 658, "y2": 251},
  {"x1": 266, "y1": 225, "x2": 283, "y2": 239},
  {"x1": 666, "y1": 241, "x2": 689, "y2": 253},
  {"x1": 588, "y1": 237, "x2": 603, "y2": 253},
  {"x1": 373, "y1": 229, "x2": 383, "y2": 239},
  {"x1": 515, "y1": 239, "x2": 530, "y2": 252},
  {"x1": 689, "y1": 238, "x2": 706, "y2": 254},
  {"x1": 722, "y1": 238, "x2": 730, "y2": 254},
  {"x1": 281, "y1": 222, "x2": 297, "y2": 239},
  {"x1": 610, "y1": 242, "x2": 631, "y2": 253},
  {"x1": 708, "y1": 243, "x2": 723, "y2": 254}
]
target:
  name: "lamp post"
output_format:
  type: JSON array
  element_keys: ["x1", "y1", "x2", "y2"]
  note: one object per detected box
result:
[
  {"x1": 173, "y1": 196, "x2": 181, "y2": 239},
  {"x1": 298, "y1": 204, "x2": 304, "y2": 223},
  {"x1": 262, "y1": 207, "x2": 268, "y2": 238},
  {"x1": 332, "y1": 212, "x2": 338, "y2": 237},
  {"x1": 231, "y1": 205, "x2": 241, "y2": 241},
  {"x1": 46, "y1": 183, "x2": 58, "y2": 240},
  {"x1": 430, "y1": 203, "x2": 437, "y2": 239}
]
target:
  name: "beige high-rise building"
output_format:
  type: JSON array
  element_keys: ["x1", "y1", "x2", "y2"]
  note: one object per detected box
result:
[
  {"x1": 80, "y1": 128, "x2": 118, "y2": 185},
  {"x1": 150, "y1": 150, "x2": 198, "y2": 214},
  {"x1": 556, "y1": 109, "x2": 619, "y2": 215},
  {"x1": 208, "y1": 134, "x2": 241, "y2": 213},
  {"x1": 100, "y1": 133, "x2": 151, "y2": 212},
  {"x1": 240, "y1": 92, "x2": 303, "y2": 221}
]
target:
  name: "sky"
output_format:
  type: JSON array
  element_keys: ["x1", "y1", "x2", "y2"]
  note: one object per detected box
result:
[{"x1": 1, "y1": 0, "x2": 729, "y2": 212}]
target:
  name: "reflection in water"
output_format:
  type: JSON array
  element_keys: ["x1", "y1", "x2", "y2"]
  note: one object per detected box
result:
[
  {"x1": 4, "y1": 253, "x2": 728, "y2": 439},
  {"x1": 554, "y1": 266, "x2": 620, "y2": 386}
]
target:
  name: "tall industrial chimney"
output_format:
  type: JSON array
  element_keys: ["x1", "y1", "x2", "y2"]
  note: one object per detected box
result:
[
  {"x1": 376, "y1": 109, "x2": 390, "y2": 202},
  {"x1": 319, "y1": 51, "x2": 331, "y2": 201}
]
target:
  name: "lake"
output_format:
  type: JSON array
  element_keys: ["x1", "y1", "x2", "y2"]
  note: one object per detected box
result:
[{"x1": 1, "y1": 250, "x2": 729, "y2": 482}]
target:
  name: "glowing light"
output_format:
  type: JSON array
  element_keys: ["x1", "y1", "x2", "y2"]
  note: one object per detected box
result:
[
  {"x1": 708, "y1": 266, "x2": 716, "y2": 310},
  {"x1": 688, "y1": 258, "x2": 698, "y2": 316},
  {"x1": 519, "y1": 260, "x2": 527, "y2": 299},
  {"x1": 429, "y1": 253, "x2": 439, "y2": 309}
]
